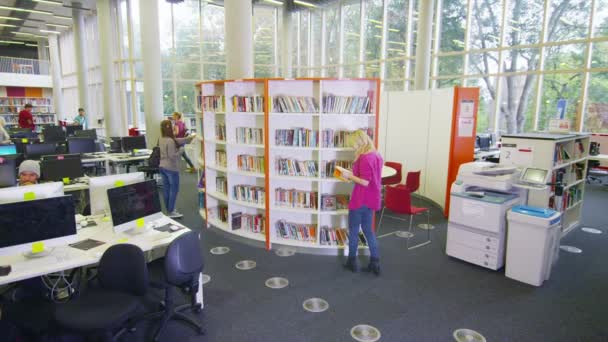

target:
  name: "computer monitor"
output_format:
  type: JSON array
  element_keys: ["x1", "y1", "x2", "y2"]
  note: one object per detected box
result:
[
  {"x1": 42, "y1": 126, "x2": 66, "y2": 143},
  {"x1": 107, "y1": 179, "x2": 163, "y2": 234},
  {"x1": 8, "y1": 128, "x2": 35, "y2": 138},
  {"x1": 476, "y1": 134, "x2": 492, "y2": 151},
  {"x1": 41, "y1": 155, "x2": 84, "y2": 182},
  {"x1": 121, "y1": 136, "x2": 146, "y2": 152},
  {"x1": 0, "y1": 195, "x2": 77, "y2": 257},
  {"x1": 67, "y1": 138, "x2": 96, "y2": 154},
  {"x1": 0, "y1": 181, "x2": 64, "y2": 204},
  {"x1": 74, "y1": 129, "x2": 97, "y2": 140},
  {"x1": 0, "y1": 156, "x2": 17, "y2": 188},
  {"x1": 25, "y1": 143, "x2": 58, "y2": 160},
  {"x1": 65, "y1": 125, "x2": 83, "y2": 137},
  {"x1": 41, "y1": 153, "x2": 81, "y2": 161},
  {"x1": 520, "y1": 168, "x2": 549, "y2": 185},
  {"x1": 89, "y1": 172, "x2": 145, "y2": 215},
  {"x1": 110, "y1": 137, "x2": 123, "y2": 153},
  {"x1": 0, "y1": 145, "x2": 17, "y2": 156}
]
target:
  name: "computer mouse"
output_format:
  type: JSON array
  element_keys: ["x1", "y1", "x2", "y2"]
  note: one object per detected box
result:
[{"x1": 170, "y1": 225, "x2": 180, "y2": 232}]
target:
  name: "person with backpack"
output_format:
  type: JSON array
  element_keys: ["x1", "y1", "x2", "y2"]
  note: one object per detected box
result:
[
  {"x1": 159, "y1": 119, "x2": 196, "y2": 218},
  {"x1": 172, "y1": 112, "x2": 196, "y2": 172}
]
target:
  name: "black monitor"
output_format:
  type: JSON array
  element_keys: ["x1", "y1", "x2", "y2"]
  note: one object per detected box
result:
[
  {"x1": 24, "y1": 143, "x2": 58, "y2": 160},
  {"x1": 0, "y1": 156, "x2": 17, "y2": 188},
  {"x1": 42, "y1": 126, "x2": 66, "y2": 143},
  {"x1": 41, "y1": 153, "x2": 81, "y2": 161},
  {"x1": 67, "y1": 138, "x2": 96, "y2": 154},
  {"x1": 41, "y1": 155, "x2": 84, "y2": 182},
  {"x1": 0, "y1": 145, "x2": 17, "y2": 156},
  {"x1": 110, "y1": 137, "x2": 123, "y2": 153},
  {"x1": 476, "y1": 134, "x2": 492, "y2": 151},
  {"x1": 8, "y1": 128, "x2": 33, "y2": 138},
  {"x1": 0, "y1": 196, "x2": 77, "y2": 256},
  {"x1": 74, "y1": 129, "x2": 97, "y2": 140},
  {"x1": 66, "y1": 125, "x2": 83, "y2": 137},
  {"x1": 121, "y1": 136, "x2": 146, "y2": 152},
  {"x1": 107, "y1": 180, "x2": 162, "y2": 233}
]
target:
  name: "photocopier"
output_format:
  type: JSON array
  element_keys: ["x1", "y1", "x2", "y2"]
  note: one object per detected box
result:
[{"x1": 446, "y1": 162, "x2": 524, "y2": 270}]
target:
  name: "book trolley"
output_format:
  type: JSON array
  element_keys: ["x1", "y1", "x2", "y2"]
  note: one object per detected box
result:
[{"x1": 195, "y1": 78, "x2": 380, "y2": 253}]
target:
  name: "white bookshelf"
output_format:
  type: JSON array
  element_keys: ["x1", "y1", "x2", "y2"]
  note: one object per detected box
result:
[
  {"x1": 196, "y1": 78, "x2": 380, "y2": 252},
  {"x1": 500, "y1": 133, "x2": 590, "y2": 236}
]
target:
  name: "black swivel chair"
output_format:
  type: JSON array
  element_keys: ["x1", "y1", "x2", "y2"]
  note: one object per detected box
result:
[
  {"x1": 147, "y1": 231, "x2": 205, "y2": 341},
  {"x1": 54, "y1": 244, "x2": 149, "y2": 341}
]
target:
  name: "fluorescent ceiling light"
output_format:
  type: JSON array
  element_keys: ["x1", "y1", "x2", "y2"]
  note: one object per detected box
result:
[
  {"x1": 369, "y1": 19, "x2": 382, "y2": 24},
  {"x1": 0, "y1": 40, "x2": 25, "y2": 45},
  {"x1": 33, "y1": 0, "x2": 63, "y2": 5},
  {"x1": 0, "y1": 6, "x2": 52, "y2": 15},
  {"x1": 25, "y1": 43, "x2": 38, "y2": 47},
  {"x1": 263, "y1": 0, "x2": 284, "y2": 5},
  {"x1": 0, "y1": 23, "x2": 17, "y2": 28},
  {"x1": 0, "y1": 16, "x2": 23, "y2": 21},
  {"x1": 374, "y1": 35, "x2": 382, "y2": 38},
  {"x1": 47, "y1": 23, "x2": 70, "y2": 28},
  {"x1": 388, "y1": 41, "x2": 406, "y2": 45},
  {"x1": 388, "y1": 28, "x2": 400, "y2": 33},
  {"x1": 375, "y1": 25, "x2": 382, "y2": 29},
  {"x1": 53, "y1": 15, "x2": 72, "y2": 20},
  {"x1": 40, "y1": 29, "x2": 61, "y2": 34},
  {"x1": 12, "y1": 32, "x2": 34, "y2": 36},
  {"x1": 294, "y1": 0, "x2": 316, "y2": 8}
]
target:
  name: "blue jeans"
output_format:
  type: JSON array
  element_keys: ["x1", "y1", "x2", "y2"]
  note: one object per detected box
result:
[
  {"x1": 348, "y1": 206, "x2": 379, "y2": 259},
  {"x1": 160, "y1": 167, "x2": 180, "y2": 213}
]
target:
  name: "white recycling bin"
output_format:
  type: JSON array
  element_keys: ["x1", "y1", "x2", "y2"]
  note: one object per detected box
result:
[{"x1": 506, "y1": 205, "x2": 561, "y2": 286}]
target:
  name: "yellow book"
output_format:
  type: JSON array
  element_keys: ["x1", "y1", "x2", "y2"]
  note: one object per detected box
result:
[{"x1": 333, "y1": 166, "x2": 352, "y2": 182}]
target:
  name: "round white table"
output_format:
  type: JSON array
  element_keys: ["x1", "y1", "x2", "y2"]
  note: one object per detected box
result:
[{"x1": 382, "y1": 165, "x2": 397, "y2": 178}]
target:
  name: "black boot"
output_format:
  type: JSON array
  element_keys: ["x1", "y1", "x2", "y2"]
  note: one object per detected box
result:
[
  {"x1": 344, "y1": 256, "x2": 360, "y2": 273},
  {"x1": 366, "y1": 257, "x2": 381, "y2": 276}
]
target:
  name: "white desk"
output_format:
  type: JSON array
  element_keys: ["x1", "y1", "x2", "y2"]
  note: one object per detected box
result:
[
  {"x1": 64, "y1": 182, "x2": 89, "y2": 192},
  {"x1": 107, "y1": 152, "x2": 151, "y2": 174},
  {"x1": 382, "y1": 165, "x2": 397, "y2": 178},
  {"x1": 82, "y1": 154, "x2": 111, "y2": 175},
  {"x1": 588, "y1": 154, "x2": 608, "y2": 162},
  {"x1": 0, "y1": 215, "x2": 193, "y2": 286}
]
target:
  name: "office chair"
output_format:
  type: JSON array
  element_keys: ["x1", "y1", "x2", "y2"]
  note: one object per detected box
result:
[
  {"x1": 402, "y1": 170, "x2": 421, "y2": 193},
  {"x1": 54, "y1": 244, "x2": 149, "y2": 341},
  {"x1": 378, "y1": 185, "x2": 431, "y2": 250},
  {"x1": 381, "y1": 161, "x2": 402, "y2": 186},
  {"x1": 145, "y1": 231, "x2": 205, "y2": 341}
]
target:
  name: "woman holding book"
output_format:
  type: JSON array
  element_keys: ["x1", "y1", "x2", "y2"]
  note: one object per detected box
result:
[{"x1": 343, "y1": 129, "x2": 383, "y2": 275}]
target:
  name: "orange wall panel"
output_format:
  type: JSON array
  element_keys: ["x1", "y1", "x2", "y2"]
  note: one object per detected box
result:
[{"x1": 25, "y1": 87, "x2": 43, "y2": 98}]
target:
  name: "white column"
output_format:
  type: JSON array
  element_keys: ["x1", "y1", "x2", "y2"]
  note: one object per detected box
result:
[
  {"x1": 225, "y1": 0, "x2": 253, "y2": 79},
  {"x1": 97, "y1": 0, "x2": 124, "y2": 136},
  {"x1": 281, "y1": 8, "x2": 293, "y2": 78},
  {"x1": 72, "y1": 4, "x2": 90, "y2": 124},
  {"x1": 414, "y1": 0, "x2": 434, "y2": 90},
  {"x1": 48, "y1": 35, "x2": 64, "y2": 121},
  {"x1": 139, "y1": 0, "x2": 164, "y2": 145}
]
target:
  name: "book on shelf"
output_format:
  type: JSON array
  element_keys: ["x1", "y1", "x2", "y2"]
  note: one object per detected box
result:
[
  {"x1": 231, "y1": 212, "x2": 242, "y2": 230},
  {"x1": 319, "y1": 226, "x2": 368, "y2": 246},
  {"x1": 216, "y1": 177, "x2": 228, "y2": 195},
  {"x1": 321, "y1": 128, "x2": 374, "y2": 148},
  {"x1": 199, "y1": 94, "x2": 225, "y2": 112},
  {"x1": 236, "y1": 127, "x2": 264, "y2": 145},
  {"x1": 574, "y1": 140, "x2": 585, "y2": 159},
  {"x1": 271, "y1": 96, "x2": 319, "y2": 113},
  {"x1": 320, "y1": 160, "x2": 353, "y2": 178},
  {"x1": 232, "y1": 95, "x2": 264, "y2": 112},
  {"x1": 554, "y1": 144, "x2": 571, "y2": 165},
  {"x1": 322, "y1": 91, "x2": 373, "y2": 114},
  {"x1": 275, "y1": 128, "x2": 319, "y2": 147},
  {"x1": 333, "y1": 165, "x2": 352, "y2": 182},
  {"x1": 238, "y1": 154, "x2": 265, "y2": 173},
  {"x1": 215, "y1": 123, "x2": 226, "y2": 141},
  {"x1": 215, "y1": 150, "x2": 227, "y2": 167},
  {"x1": 275, "y1": 158, "x2": 318, "y2": 177},
  {"x1": 275, "y1": 220, "x2": 316, "y2": 242},
  {"x1": 241, "y1": 214, "x2": 265, "y2": 234},
  {"x1": 209, "y1": 205, "x2": 228, "y2": 222},
  {"x1": 320, "y1": 194, "x2": 350, "y2": 211},
  {"x1": 233, "y1": 184, "x2": 265, "y2": 204},
  {"x1": 274, "y1": 188, "x2": 318, "y2": 209}
]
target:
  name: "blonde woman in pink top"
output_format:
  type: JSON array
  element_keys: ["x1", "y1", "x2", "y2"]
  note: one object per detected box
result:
[{"x1": 342, "y1": 130, "x2": 383, "y2": 275}]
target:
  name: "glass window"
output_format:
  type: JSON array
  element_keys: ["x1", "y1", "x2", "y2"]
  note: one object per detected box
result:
[
  {"x1": 325, "y1": 5, "x2": 340, "y2": 67},
  {"x1": 173, "y1": 0, "x2": 201, "y2": 62},
  {"x1": 254, "y1": 7, "x2": 276, "y2": 75},
  {"x1": 538, "y1": 73, "x2": 583, "y2": 131},
  {"x1": 584, "y1": 73, "x2": 608, "y2": 132},
  {"x1": 177, "y1": 82, "x2": 196, "y2": 115},
  {"x1": 594, "y1": 0, "x2": 608, "y2": 37},
  {"x1": 298, "y1": 11, "x2": 309, "y2": 76},
  {"x1": 163, "y1": 80, "x2": 174, "y2": 116},
  {"x1": 469, "y1": 0, "x2": 502, "y2": 50},
  {"x1": 504, "y1": 0, "x2": 543, "y2": 46},
  {"x1": 385, "y1": 0, "x2": 409, "y2": 82},
  {"x1": 343, "y1": 3, "x2": 361, "y2": 77},
  {"x1": 546, "y1": 0, "x2": 591, "y2": 42},
  {"x1": 497, "y1": 74, "x2": 537, "y2": 133},
  {"x1": 590, "y1": 42, "x2": 608, "y2": 69},
  {"x1": 466, "y1": 77, "x2": 496, "y2": 134},
  {"x1": 544, "y1": 44, "x2": 586, "y2": 71},
  {"x1": 364, "y1": 0, "x2": 383, "y2": 62},
  {"x1": 202, "y1": 3, "x2": 226, "y2": 64},
  {"x1": 438, "y1": 0, "x2": 466, "y2": 52},
  {"x1": 311, "y1": 11, "x2": 322, "y2": 75},
  {"x1": 437, "y1": 55, "x2": 464, "y2": 76}
]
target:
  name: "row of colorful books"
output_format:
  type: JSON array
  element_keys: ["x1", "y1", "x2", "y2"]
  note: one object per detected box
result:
[
  {"x1": 271, "y1": 96, "x2": 319, "y2": 113},
  {"x1": 1, "y1": 97, "x2": 52, "y2": 106},
  {"x1": 215, "y1": 150, "x2": 227, "y2": 167},
  {"x1": 274, "y1": 188, "x2": 318, "y2": 209},
  {"x1": 216, "y1": 177, "x2": 228, "y2": 195},
  {"x1": 275, "y1": 220, "x2": 316, "y2": 242},
  {"x1": 275, "y1": 128, "x2": 319, "y2": 147},
  {"x1": 233, "y1": 184, "x2": 265, "y2": 204},
  {"x1": 320, "y1": 160, "x2": 353, "y2": 178},
  {"x1": 319, "y1": 227, "x2": 368, "y2": 247},
  {"x1": 276, "y1": 158, "x2": 318, "y2": 177},
  {"x1": 232, "y1": 212, "x2": 265, "y2": 234},
  {"x1": 321, "y1": 93, "x2": 373, "y2": 114},
  {"x1": 320, "y1": 194, "x2": 350, "y2": 211},
  {"x1": 215, "y1": 123, "x2": 226, "y2": 141},
  {"x1": 232, "y1": 95, "x2": 264, "y2": 112},
  {"x1": 236, "y1": 127, "x2": 264, "y2": 145},
  {"x1": 199, "y1": 95, "x2": 225, "y2": 112},
  {"x1": 321, "y1": 128, "x2": 374, "y2": 148},
  {"x1": 210, "y1": 205, "x2": 229, "y2": 223},
  {"x1": 238, "y1": 154, "x2": 265, "y2": 173}
]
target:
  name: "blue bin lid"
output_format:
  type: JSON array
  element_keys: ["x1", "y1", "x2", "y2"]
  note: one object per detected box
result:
[{"x1": 511, "y1": 205, "x2": 558, "y2": 218}]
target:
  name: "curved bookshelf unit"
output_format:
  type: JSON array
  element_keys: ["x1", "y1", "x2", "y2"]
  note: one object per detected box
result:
[{"x1": 195, "y1": 78, "x2": 380, "y2": 254}]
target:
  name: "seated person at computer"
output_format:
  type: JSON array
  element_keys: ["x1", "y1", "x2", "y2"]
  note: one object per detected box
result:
[
  {"x1": 0, "y1": 117, "x2": 10, "y2": 144},
  {"x1": 18, "y1": 104, "x2": 35, "y2": 131},
  {"x1": 18, "y1": 160, "x2": 40, "y2": 186},
  {"x1": 74, "y1": 108, "x2": 87, "y2": 129}
]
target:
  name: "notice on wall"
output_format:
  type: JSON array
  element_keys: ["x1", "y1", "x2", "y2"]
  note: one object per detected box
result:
[
  {"x1": 457, "y1": 117, "x2": 475, "y2": 137},
  {"x1": 460, "y1": 100, "x2": 475, "y2": 118},
  {"x1": 500, "y1": 144, "x2": 534, "y2": 167}
]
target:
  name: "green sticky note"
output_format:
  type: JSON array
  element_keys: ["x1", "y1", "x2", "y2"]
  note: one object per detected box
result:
[
  {"x1": 23, "y1": 192, "x2": 36, "y2": 201},
  {"x1": 117, "y1": 238, "x2": 129, "y2": 243},
  {"x1": 133, "y1": 149, "x2": 139, "y2": 153},
  {"x1": 31, "y1": 242, "x2": 45, "y2": 254},
  {"x1": 102, "y1": 217, "x2": 111, "y2": 222},
  {"x1": 114, "y1": 180, "x2": 125, "y2": 187},
  {"x1": 21, "y1": 138, "x2": 28, "y2": 143},
  {"x1": 136, "y1": 218, "x2": 145, "y2": 229},
  {"x1": 63, "y1": 177, "x2": 70, "y2": 185}
]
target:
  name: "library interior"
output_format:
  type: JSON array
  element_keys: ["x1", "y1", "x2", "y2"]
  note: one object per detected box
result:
[{"x1": 1, "y1": 0, "x2": 607, "y2": 341}]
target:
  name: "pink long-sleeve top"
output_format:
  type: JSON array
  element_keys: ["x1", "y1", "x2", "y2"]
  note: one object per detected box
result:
[{"x1": 348, "y1": 151, "x2": 383, "y2": 211}]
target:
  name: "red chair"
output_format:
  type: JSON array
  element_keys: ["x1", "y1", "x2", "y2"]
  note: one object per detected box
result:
[
  {"x1": 382, "y1": 161, "x2": 402, "y2": 186},
  {"x1": 403, "y1": 171, "x2": 421, "y2": 193},
  {"x1": 378, "y1": 184, "x2": 431, "y2": 250}
]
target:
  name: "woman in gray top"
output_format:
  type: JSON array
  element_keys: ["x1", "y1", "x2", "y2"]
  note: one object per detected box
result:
[{"x1": 159, "y1": 119, "x2": 195, "y2": 218}]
